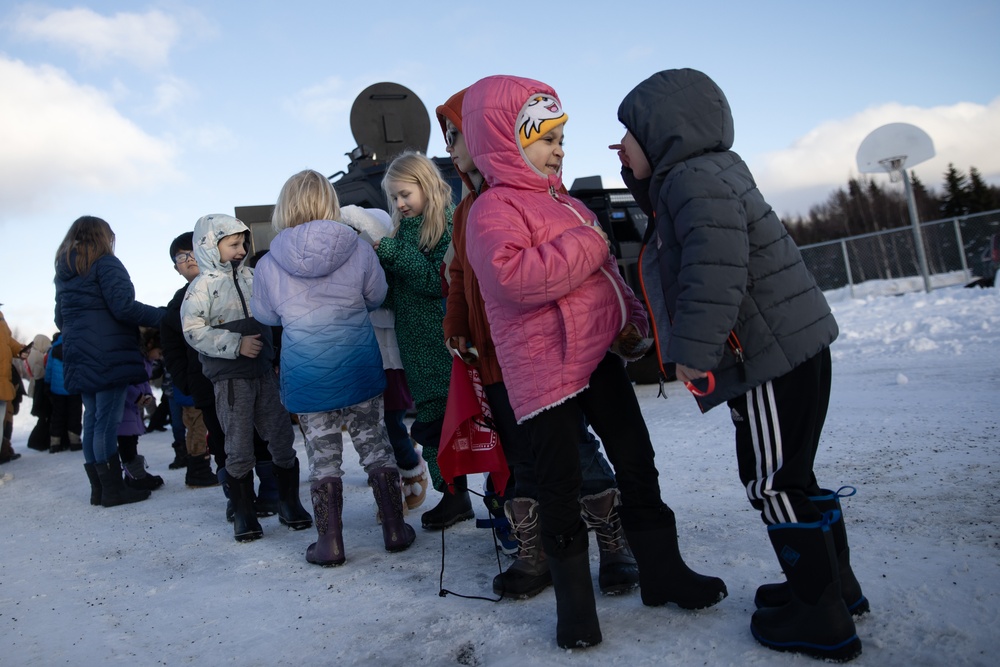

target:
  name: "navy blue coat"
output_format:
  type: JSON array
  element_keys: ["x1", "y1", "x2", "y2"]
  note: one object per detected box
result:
[{"x1": 54, "y1": 253, "x2": 165, "y2": 393}]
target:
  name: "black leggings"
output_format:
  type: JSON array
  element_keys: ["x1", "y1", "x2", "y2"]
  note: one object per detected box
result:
[{"x1": 521, "y1": 352, "x2": 663, "y2": 539}]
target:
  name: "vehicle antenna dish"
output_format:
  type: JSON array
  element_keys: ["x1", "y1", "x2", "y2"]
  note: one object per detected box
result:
[
  {"x1": 856, "y1": 122, "x2": 936, "y2": 292},
  {"x1": 349, "y1": 82, "x2": 430, "y2": 167},
  {"x1": 856, "y1": 122, "x2": 935, "y2": 182}
]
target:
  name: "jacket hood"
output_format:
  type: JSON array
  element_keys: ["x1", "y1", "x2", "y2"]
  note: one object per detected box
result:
[
  {"x1": 435, "y1": 87, "x2": 478, "y2": 194},
  {"x1": 267, "y1": 219, "x2": 360, "y2": 279},
  {"x1": 617, "y1": 68, "x2": 734, "y2": 187},
  {"x1": 338, "y1": 205, "x2": 393, "y2": 244},
  {"x1": 462, "y1": 75, "x2": 563, "y2": 193},
  {"x1": 192, "y1": 214, "x2": 250, "y2": 273}
]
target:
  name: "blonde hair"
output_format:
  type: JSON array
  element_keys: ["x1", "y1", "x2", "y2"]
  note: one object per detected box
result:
[
  {"x1": 381, "y1": 151, "x2": 452, "y2": 250},
  {"x1": 55, "y1": 215, "x2": 116, "y2": 275},
  {"x1": 272, "y1": 169, "x2": 341, "y2": 231}
]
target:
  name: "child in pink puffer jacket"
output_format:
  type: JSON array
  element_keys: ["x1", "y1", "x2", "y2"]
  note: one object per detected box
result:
[{"x1": 462, "y1": 75, "x2": 727, "y2": 650}]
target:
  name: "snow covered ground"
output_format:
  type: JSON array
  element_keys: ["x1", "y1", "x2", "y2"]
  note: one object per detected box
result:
[{"x1": 2, "y1": 281, "x2": 998, "y2": 666}]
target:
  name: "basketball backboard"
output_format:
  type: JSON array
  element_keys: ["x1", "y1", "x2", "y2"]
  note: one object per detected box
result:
[{"x1": 856, "y1": 122, "x2": 935, "y2": 180}]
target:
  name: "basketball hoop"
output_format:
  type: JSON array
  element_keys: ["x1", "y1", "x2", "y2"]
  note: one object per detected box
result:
[
  {"x1": 878, "y1": 156, "x2": 906, "y2": 183},
  {"x1": 856, "y1": 122, "x2": 936, "y2": 293}
]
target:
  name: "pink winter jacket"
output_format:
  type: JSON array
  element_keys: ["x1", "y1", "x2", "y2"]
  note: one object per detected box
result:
[{"x1": 463, "y1": 75, "x2": 648, "y2": 423}]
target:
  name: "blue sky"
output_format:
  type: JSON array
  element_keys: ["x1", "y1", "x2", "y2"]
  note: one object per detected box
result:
[{"x1": 2, "y1": 0, "x2": 999, "y2": 339}]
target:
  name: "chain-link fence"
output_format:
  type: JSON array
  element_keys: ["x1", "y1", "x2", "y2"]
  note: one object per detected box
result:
[{"x1": 800, "y1": 209, "x2": 1000, "y2": 296}]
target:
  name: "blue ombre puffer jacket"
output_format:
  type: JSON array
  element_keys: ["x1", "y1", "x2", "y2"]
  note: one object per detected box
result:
[{"x1": 251, "y1": 217, "x2": 387, "y2": 414}]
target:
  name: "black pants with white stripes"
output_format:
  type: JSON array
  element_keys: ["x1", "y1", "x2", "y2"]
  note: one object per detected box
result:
[{"x1": 729, "y1": 347, "x2": 832, "y2": 526}]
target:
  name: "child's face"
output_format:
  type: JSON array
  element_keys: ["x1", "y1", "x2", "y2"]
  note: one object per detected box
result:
[
  {"x1": 173, "y1": 250, "x2": 200, "y2": 282},
  {"x1": 523, "y1": 124, "x2": 564, "y2": 176},
  {"x1": 218, "y1": 233, "x2": 246, "y2": 264},
  {"x1": 611, "y1": 131, "x2": 651, "y2": 180},
  {"x1": 445, "y1": 120, "x2": 477, "y2": 175},
  {"x1": 385, "y1": 180, "x2": 427, "y2": 218}
]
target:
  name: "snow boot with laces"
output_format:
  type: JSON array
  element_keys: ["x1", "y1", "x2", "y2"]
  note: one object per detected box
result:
[
  {"x1": 580, "y1": 488, "x2": 639, "y2": 595},
  {"x1": 754, "y1": 487, "x2": 869, "y2": 617},
  {"x1": 493, "y1": 497, "x2": 551, "y2": 599}
]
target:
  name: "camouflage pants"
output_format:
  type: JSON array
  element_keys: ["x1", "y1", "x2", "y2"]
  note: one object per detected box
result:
[{"x1": 297, "y1": 395, "x2": 394, "y2": 483}]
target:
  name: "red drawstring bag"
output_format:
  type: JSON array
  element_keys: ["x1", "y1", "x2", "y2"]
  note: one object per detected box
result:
[{"x1": 438, "y1": 355, "x2": 510, "y2": 494}]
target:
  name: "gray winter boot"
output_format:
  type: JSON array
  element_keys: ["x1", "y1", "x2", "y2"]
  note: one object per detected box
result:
[
  {"x1": 580, "y1": 488, "x2": 639, "y2": 595},
  {"x1": 493, "y1": 497, "x2": 552, "y2": 599},
  {"x1": 122, "y1": 454, "x2": 164, "y2": 491}
]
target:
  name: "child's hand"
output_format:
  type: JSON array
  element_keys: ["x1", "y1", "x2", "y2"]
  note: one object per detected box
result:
[
  {"x1": 447, "y1": 336, "x2": 479, "y2": 364},
  {"x1": 240, "y1": 334, "x2": 263, "y2": 358},
  {"x1": 136, "y1": 394, "x2": 155, "y2": 408},
  {"x1": 589, "y1": 222, "x2": 610, "y2": 248},
  {"x1": 675, "y1": 364, "x2": 708, "y2": 384},
  {"x1": 611, "y1": 323, "x2": 653, "y2": 361}
]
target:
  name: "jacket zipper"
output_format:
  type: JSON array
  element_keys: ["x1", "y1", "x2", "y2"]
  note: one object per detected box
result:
[
  {"x1": 554, "y1": 189, "x2": 628, "y2": 327},
  {"x1": 233, "y1": 265, "x2": 251, "y2": 318}
]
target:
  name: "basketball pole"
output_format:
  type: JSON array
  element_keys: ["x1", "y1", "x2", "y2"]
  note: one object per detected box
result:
[{"x1": 901, "y1": 168, "x2": 932, "y2": 293}]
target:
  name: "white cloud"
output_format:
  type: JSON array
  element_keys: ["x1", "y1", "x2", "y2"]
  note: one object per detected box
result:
[
  {"x1": 754, "y1": 97, "x2": 1000, "y2": 216},
  {"x1": 13, "y1": 7, "x2": 180, "y2": 69},
  {"x1": 284, "y1": 76, "x2": 353, "y2": 132},
  {"x1": 0, "y1": 57, "x2": 179, "y2": 219}
]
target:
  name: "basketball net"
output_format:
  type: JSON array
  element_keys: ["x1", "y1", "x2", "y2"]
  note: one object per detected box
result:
[{"x1": 878, "y1": 156, "x2": 905, "y2": 183}]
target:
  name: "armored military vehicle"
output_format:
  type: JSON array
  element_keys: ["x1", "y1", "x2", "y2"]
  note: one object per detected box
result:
[{"x1": 236, "y1": 82, "x2": 661, "y2": 382}]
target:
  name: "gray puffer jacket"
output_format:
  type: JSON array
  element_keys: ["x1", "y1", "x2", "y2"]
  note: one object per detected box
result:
[{"x1": 618, "y1": 68, "x2": 837, "y2": 411}]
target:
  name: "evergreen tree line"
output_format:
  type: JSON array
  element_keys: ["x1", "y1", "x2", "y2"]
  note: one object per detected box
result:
[{"x1": 784, "y1": 164, "x2": 1000, "y2": 247}]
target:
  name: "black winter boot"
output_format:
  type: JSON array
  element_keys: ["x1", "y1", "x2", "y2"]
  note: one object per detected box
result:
[
  {"x1": 168, "y1": 440, "x2": 188, "y2": 469},
  {"x1": 493, "y1": 497, "x2": 551, "y2": 599},
  {"x1": 83, "y1": 462, "x2": 102, "y2": 506},
  {"x1": 580, "y1": 488, "x2": 639, "y2": 595},
  {"x1": 542, "y1": 521, "x2": 602, "y2": 649},
  {"x1": 185, "y1": 454, "x2": 219, "y2": 488},
  {"x1": 96, "y1": 455, "x2": 150, "y2": 507},
  {"x1": 369, "y1": 467, "x2": 416, "y2": 552},
  {"x1": 755, "y1": 487, "x2": 869, "y2": 616},
  {"x1": 274, "y1": 458, "x2": 312, "y2": 531},
  {"x1": 219, "y1": 466, "x2": 236, "y2": 522},
  {"x1": 751, "y1": 512, "x2": 862, "y2": 662},
  {"x1": 227, "y1": 469, "x2": 263, "y2": 542},
  {"x1": 307, "y1": 477, "x2": 346, "y2": 566},
  {"x1": 619, "y1": 504, "x2": 727, "y2": 609},
  {"x1": 421, "y1": 474, "x2": 474, "y2": 530},
  {"x1": 254, "y1": 461, "x2": 280, "y2": 517}
]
